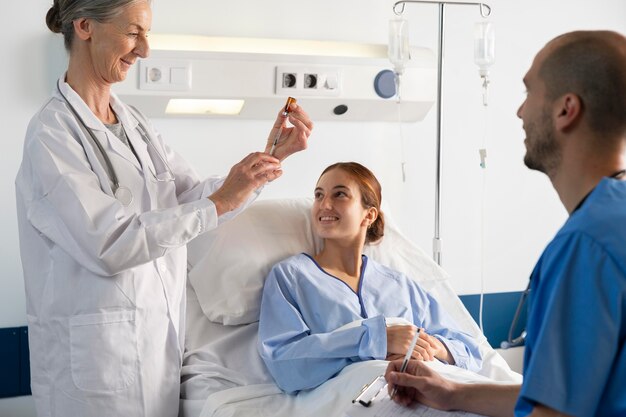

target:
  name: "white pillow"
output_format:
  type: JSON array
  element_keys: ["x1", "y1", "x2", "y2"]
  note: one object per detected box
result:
[
  {"x1": 187, "y1": 197, "x2": 449, "y2": 325},
  {"x1": 187, "y1": 198, "x2": 320, "y2": 325}
]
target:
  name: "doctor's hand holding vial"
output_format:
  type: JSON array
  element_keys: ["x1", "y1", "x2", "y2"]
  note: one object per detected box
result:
[
  {"x1": 15, "y1": 1, "x2": 312, "y2": 416},
  {"x1": 385, "y1": 30, "x2": 626, "y2": 417}
]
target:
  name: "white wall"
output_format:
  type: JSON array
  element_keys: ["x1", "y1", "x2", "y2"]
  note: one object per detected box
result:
[
  {"x1": 146, "y1": 0, "x2": 626, "y2": 299},
  {"x1": 1, "y1": 0, "x2": 625, "y2": 414}
]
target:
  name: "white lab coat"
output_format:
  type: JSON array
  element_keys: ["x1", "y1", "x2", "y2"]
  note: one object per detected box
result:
[{"x1": 15, "y1": 77, "x2": 258, "y2": 417}]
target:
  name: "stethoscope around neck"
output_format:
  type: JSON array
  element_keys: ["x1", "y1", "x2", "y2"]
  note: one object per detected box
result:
[
  {"x1": 501, "y1": 279, "x2": 530, "y2": 349},
  {"x1": 57, "y1": 80, "x2": 174, "y2": 206}
]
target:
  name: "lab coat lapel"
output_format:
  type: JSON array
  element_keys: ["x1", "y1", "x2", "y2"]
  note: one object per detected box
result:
[
  {"x1": 57, "y1": 78, "x2": 142, "y2": 170},
  {"x1": 110, "y1": 93, "x2": 159, "y2": 182},
  {"x1": 104, "y1": 130, "x2": 143, "y2": 171}
]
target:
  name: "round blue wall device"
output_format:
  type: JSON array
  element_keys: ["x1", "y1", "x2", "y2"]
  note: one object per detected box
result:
[{"x1": 373, "y1": 70, "x2": 397, "y2": 99}]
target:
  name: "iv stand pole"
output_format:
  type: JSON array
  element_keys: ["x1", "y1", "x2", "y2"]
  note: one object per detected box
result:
[{"x1": 393, "y1": 0, "x2": 491, "y2": 266}]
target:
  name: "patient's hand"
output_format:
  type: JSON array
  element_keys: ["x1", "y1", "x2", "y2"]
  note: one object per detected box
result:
[
  {"x1": 386, "y1": 326, "x2": 431, "y2": 360},
  {"x1": 386, "y1": 327, "x2": 455, "y2": 364},
  {"x1": 386, "y1": 353, "x2": 405, "y2": 361},
  {"x1": 422, "y1": 332, "x2": 455, "y2": 365}
]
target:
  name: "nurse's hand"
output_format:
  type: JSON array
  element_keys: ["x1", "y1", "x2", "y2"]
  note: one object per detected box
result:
[
  {"x1": 264, "y1": 101, "x2": 313, "y2": 161},
  {"x1": 385, "y1": 359, "x2": 458, "y2": 410},
  {"x1": 209, "y1": 152, "x2": 282, "y2": 216}
]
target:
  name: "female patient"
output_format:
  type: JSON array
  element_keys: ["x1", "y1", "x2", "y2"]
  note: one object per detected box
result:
[{"x1": 257, "y1": 162, "x2": 482, "y2": 394}]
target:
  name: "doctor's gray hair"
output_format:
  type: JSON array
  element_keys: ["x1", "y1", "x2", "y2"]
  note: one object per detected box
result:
[{"x1": 46, "y1": 0, "x2": 151, "y2": 51}]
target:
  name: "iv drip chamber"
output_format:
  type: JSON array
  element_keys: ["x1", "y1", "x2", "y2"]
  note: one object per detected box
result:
[
  {"x1": 388, "y1": 18, "x2": 410, "y2": 75},
  {"x1": 474, "y1": 21, "x2": 495, "y2": 76}
]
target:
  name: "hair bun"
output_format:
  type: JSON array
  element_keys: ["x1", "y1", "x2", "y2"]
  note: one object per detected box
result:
[{"x1": 46, "y1": 4, "x2": 63, "y2": 33}]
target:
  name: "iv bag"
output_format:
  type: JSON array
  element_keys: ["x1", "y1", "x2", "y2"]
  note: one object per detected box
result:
[
  {"x1": 389, "y1": 18, "x2": 410, "y2": 75},
  {"x1": 474, "y1": 22, "x2": 495, "y2": 76}
]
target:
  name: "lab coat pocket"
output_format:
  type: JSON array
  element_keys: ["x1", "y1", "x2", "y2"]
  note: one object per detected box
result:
[{"x1": 70, "y1": 310, "x2": 138, "y2": 392}]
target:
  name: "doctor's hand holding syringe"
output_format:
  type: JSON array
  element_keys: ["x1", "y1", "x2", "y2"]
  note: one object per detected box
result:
[
  {"x1": 209, "y1": 97, "x2": 312, "y2": 216},
  {"x1": 265, "y1": 97, "x2": 304, "y2": 160}
]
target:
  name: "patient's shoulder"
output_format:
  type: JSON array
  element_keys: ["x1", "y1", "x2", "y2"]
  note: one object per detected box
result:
[
  {"x1": 272, "y1": 252, "x2": 312, "y2": 267},
  {"x1": 269, "y1": 253, "x2": 314, "y2": 280},
  {"x1": 365, "y1": 256, "x2": 408, "y2": 282}
]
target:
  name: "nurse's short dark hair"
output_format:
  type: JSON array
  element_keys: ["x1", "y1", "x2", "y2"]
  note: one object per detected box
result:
[
  {"x1": 540, "y1": 30, "x2": 626, "y2": 139},
  {"x1": 319, "y1": 162, "x2": 385, "y2": 244},
  {"x1": 46, "y1": 0, "x2": 150, "y2": 51}
]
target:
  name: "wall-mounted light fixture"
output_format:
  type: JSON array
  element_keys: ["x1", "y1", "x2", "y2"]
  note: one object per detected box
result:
[{"x1": 113, "y1": 34, "x2": 437, "y2": 121}]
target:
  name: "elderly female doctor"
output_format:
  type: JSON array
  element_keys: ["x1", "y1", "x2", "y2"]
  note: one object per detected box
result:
[{"x1": 15, "y1": 0, "x2": 312, "y2": 416}]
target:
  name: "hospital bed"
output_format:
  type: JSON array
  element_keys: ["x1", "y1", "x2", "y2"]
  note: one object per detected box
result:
[{"x1": 180, "y1": 198, "x2": 522, "y2": 417}]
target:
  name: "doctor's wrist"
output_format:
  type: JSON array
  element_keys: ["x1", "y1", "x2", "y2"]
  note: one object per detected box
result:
[{"x1": 208, "y1": 194, "x2": 233, "y2": 217}]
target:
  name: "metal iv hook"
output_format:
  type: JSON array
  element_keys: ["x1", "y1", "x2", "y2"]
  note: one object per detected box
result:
[{"x1": 393, "y1": 1, "x2": 492, "y2": 17}]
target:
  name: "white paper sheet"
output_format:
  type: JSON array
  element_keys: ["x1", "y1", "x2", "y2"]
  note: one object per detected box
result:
[{"x1": 344, "y1": 360, "x2": 492, "y2": 417}]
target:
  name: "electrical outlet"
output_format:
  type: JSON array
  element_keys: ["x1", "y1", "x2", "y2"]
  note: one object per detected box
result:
[
  {"x1": 275, "y1": 66, "x2": 341, "y2": 96},
  {"x1": 303, "y1": 73, "x2": 318, "y2": 89},
  {"x1": 139, "y1": 59, "x2": 192, "y2": 91},
  {"x1": 282, "y1": 73, "x2": 297, "y2": 88}
]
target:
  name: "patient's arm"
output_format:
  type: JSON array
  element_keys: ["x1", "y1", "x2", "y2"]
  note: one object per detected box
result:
[
  {"x1": 257, "y1": 264, "x2": 387, "y2": 394},
  {"x1": 258, "y1": 317, "x2": 385, "y2": 394},
  {"x1": 408, "y1": 280, "x2": 483, "y2": 371}
]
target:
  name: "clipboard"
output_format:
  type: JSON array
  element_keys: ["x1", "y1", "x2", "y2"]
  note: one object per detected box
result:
[
  {"x1": 347, "y1": 375, "x2": 486, "y2": 417},
  {"x1": 351, "y1": 375, "x2": 387, "y2": 407}
]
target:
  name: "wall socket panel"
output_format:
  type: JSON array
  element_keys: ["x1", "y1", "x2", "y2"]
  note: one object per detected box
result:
[
  {"x1": 139, "y1": 59, "x2": 192, "y2": 91},
  {"x1": 275, "y1": 66, "x2": 341, "y2": 97}
]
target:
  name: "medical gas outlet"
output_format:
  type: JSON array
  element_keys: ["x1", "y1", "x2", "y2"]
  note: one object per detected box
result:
[{"x1": 275, "y1": 66, "x2": 341, "y2": 97}]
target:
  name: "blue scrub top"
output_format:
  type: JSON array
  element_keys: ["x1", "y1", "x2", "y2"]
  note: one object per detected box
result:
[
  {"x1": 258, "y1": 253, "x2": 482, "y2": 394},
  {"x1": 516, "y1": 178, "x2": 626, "y2": 416}
]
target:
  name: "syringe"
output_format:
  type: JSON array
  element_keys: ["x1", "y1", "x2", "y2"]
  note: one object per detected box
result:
[{"x1": 269, "y1": 97, "x2": 297, "y2": 156}]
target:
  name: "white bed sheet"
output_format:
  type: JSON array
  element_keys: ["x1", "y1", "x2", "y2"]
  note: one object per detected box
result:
[
  {"x1": 181, "y1": 286, "x2": 520, "y2": 417},
  {"x1": 180, "y1": 198, "x2": 522, "y2": 417}
]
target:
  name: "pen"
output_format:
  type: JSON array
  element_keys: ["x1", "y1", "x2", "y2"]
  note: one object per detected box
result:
[
  {"x1": 269, "y1": 97, "x2": 296, "y2": 156},
  {"x1": 390, "y1": 327, "x2": 420, "y2": 399}
]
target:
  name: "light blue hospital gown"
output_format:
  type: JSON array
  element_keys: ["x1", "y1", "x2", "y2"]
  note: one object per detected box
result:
[
  {"x1": 257, "y1": 253, "x2": 482, "y2": 394},
  {"x1": 516, "y1": 178, "x2": 626, "y2": 417}
]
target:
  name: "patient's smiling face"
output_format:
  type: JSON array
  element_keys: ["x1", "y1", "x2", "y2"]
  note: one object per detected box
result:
[{"x1": 312, "y1": 168, "x2": 374, "y2": 245}]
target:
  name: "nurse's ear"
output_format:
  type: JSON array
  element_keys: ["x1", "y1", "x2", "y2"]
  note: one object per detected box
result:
[
  {"x1": 72, "y1": 18, "x2": 95, "y2": 41},
  {"x1": 554, "y1": 93, "x2": 583, "y2": 133}
]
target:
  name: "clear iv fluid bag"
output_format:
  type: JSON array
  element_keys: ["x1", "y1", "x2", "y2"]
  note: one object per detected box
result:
[
  {"x1": 389, "y1": 18, "x2": 410, "y2": 74},
  {"x1": 474, "y1": 22, "x2": 495, "y2": 76}
]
